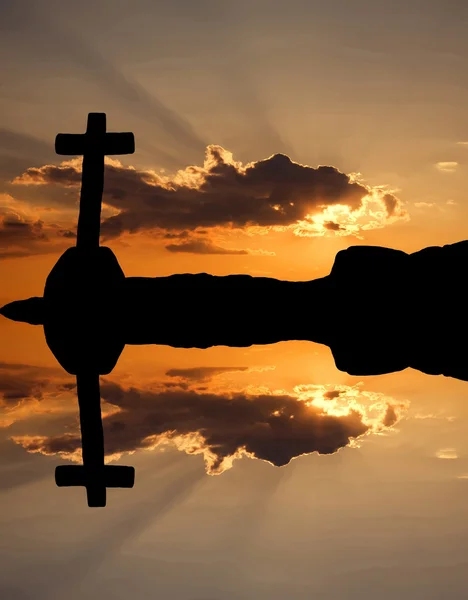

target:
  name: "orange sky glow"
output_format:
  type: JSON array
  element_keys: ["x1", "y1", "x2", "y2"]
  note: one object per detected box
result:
[{"x1": 3, "y1": 1, "x2": 468, "y2": 597}]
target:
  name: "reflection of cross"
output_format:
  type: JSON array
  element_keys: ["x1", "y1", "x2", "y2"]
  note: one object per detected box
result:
[
  {"x1": 53, "y1": 113, "x2": 135, "y2": 507},
  {"x1": 56, "y1": 112, "x2": 134, "y2": 248}
]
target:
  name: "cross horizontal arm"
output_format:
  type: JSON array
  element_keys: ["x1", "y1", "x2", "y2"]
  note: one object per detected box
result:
[
  {"x1": 56, "y1": 465, "x2": 135, "y2": 488},
  {"x1": 103, "y1": 132, "x2": 135, "y2": 155},
  {"x1": 55, "y1": 132, "x2": 135, "y2": 156}
]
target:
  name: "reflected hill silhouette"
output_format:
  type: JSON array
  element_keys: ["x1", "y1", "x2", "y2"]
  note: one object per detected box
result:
[{"x1": 2, "y1": 239, "x2": 468, "y2": 382}]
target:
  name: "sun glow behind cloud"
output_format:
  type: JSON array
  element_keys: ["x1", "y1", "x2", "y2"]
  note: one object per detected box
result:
[
  {"x1": 5, "y1": 367, "x2": 408, "y2": 475},
  {"x1": 11, "y1": 147, "x2": 409, "y2": 255},
  {"x1": 290, "y1": 191, "x2": 407, "y2": 238}
]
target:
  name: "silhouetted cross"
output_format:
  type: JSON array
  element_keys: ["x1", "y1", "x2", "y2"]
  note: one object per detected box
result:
[
  {"x1": 56, "y1": 112, "x2": 134, "y2": 248},
  {"x1": 52, "y1": 113, "x2": 135, "y2": 506}
]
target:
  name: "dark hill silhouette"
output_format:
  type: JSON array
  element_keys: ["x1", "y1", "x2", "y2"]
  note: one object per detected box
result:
[{"x1": 2, "y1": 239, "x2": 468, "y2": 382}]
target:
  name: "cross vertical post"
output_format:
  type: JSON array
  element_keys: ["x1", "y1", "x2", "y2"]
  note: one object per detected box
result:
[
  {"x1": 53, "y1": 113, "x2": 135, "y2": 506},
  {"x1": 55, "y1": 112, "x2": 135, "y2": 248},
  {"x1": 77, "y1": 113, "x2": 106, "y2": 249},
  {"x1": 76, "y1": 372, "x2": 106, "y2": 507}
]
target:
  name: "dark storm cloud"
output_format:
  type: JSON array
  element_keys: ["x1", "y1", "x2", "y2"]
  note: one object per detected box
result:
[
  {"x1": 14, "y1": 379, "x2": 403, "y2": 474},
  {"x1": 15, "y1": 146, "x2": 406, "y2": 239}
]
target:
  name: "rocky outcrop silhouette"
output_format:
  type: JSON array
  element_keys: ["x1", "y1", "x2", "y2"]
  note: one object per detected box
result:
[{"x1": 2, "y1": 240, "x2": 468, "y2": 381}]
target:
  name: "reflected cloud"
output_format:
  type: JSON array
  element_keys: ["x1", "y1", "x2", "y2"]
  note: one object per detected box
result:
[
  {"x1": 165, "y1": 366, "x2": 249, "y2": 381},
  {"x1": 0, "y1": 362, "x2": 74, "y2": 427},
  {"x1": 435, "y1": 448, "x2": 458, "y2": 460},
  {"x1": 2, "y1": 361, "x2": 408, "y2": 474},
  {"x1": 435, "y1": 161, "x2": 458, "y2": 173}
]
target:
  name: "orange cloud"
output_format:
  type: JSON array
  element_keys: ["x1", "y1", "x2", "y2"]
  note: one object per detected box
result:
[
  {"x1": 165, "y1": 239, "x2": 249, "y2": 255},
  {"x1": 14, "y1": 148, "x2": 408, "y2": 243}
]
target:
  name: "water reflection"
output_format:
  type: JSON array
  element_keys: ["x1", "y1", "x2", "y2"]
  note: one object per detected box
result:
[
  {"x1": 2, "y1": 330, "x2": 468, "y2": 498},
  {"x1": 4, "y1": 365, "x2": 405, "y2": 473}
]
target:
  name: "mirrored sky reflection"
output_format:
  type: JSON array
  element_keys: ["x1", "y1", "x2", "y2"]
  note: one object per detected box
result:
[
  {"x1": 3, "y1": 337, "x2": 468, "y2": 599},
  {"x1": 3, "y1": 0, "x2": 468, "y2": 598}
]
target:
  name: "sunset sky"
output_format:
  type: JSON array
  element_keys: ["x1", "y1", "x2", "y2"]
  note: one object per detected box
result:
[{"x1": 3, "y1": 1, "x2": 468, "y2": 598}]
